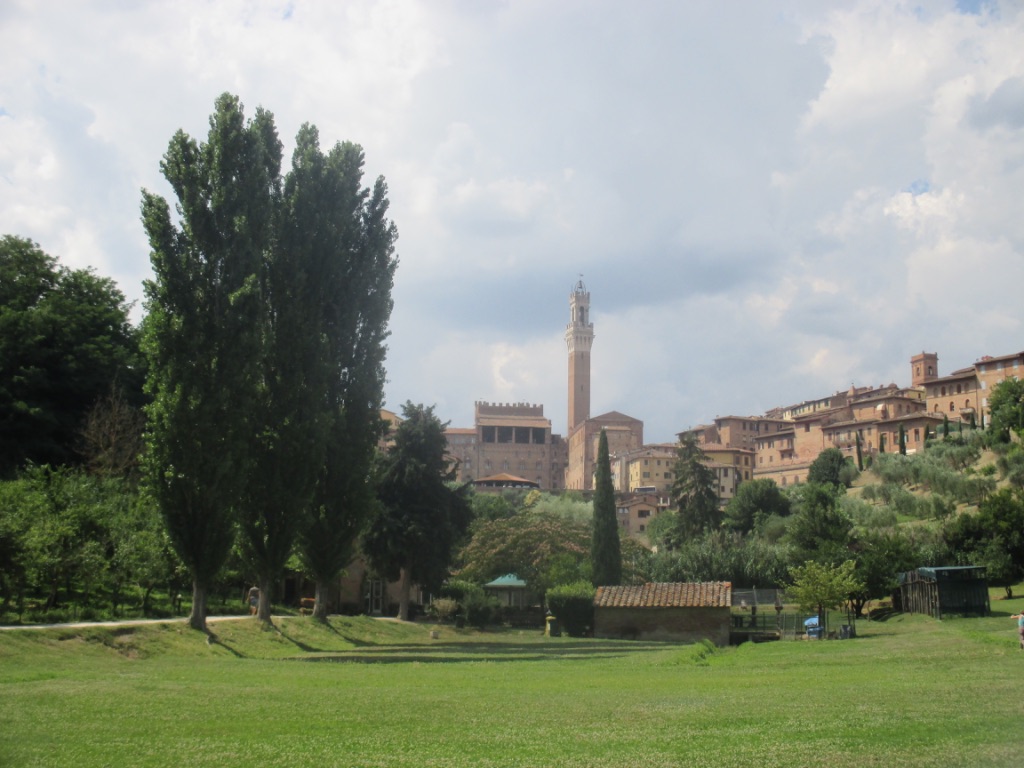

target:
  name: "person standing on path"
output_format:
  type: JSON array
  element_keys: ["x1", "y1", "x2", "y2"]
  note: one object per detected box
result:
[{"x1": 247, "y1": 585, "x2": 260, "y2": 616}]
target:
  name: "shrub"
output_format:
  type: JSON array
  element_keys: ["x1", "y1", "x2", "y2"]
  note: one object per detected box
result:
[
  {"x1": 546, "y1": 580, "x2": 596, "y2": 637},
  {"x1": 428, "y1": 598, "x2": 460, "y2": 623},
  {"x1": 464, "y1": 593, "x2": 499, "y2": 628}
]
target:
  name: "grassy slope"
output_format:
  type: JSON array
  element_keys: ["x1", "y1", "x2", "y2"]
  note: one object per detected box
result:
[{"x1": 2, "y1": 606, "x2": 1024, "y2": 768}]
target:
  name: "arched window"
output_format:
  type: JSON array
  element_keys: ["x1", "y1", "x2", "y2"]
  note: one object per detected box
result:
[
  {"x1": 949, "y1": 402, "x2": 955, "y2": 412},
  {"x1": 941, "y1": 386, "x2": 946, "y2": 396}
]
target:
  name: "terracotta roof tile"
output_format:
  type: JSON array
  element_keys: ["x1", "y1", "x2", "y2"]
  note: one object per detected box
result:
[{"x1": 593, "y1": 582, "x2": 732, "y2": 609}]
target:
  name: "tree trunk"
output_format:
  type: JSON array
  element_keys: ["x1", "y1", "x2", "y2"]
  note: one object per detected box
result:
[
  {"x1": 189, "y1": 581, "x2": 207, "y2": 631},
  {"x1": 312, "y1": 579, "x2": 330, "y2": 621},
  {"x1": 257, "y1": 575, "x2": 273, "y2": 623},
  {"x1": 397, "y1": 566, "x2": 412, "y2": 621}
]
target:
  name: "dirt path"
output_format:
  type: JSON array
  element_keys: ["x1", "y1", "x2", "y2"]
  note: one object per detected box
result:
[{"x1": 0, "y1": 615, "x2": 258, "y2": 632}]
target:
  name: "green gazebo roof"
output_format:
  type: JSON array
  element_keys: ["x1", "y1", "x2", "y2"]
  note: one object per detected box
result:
[{"x1": 484, "y1": 574, "x2": 527, "y2": 589}]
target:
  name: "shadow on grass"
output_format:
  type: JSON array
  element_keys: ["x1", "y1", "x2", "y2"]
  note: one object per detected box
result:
[
  {"x1": 286, "y1": 639, "x2": 671, "y2": 665},
  {"x1": 205, "y1": 630, "x2": 245, "y2": 659}
]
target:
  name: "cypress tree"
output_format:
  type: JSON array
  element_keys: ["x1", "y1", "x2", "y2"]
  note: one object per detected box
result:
[
  {"x1": 898, "y1": 424, "x2": 907, "y2": 456},
  {"x1": 591, "y1": 429, "x2": 622, "y2": 587}
]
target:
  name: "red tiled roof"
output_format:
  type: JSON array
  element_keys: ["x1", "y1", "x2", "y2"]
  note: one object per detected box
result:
[{"x1": 594, "y1": 582, "x2": 731, "y2": 609}]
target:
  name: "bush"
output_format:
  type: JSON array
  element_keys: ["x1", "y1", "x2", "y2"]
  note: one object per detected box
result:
[
  {"x1": 463, "y1": 593, "x2": 499, "y2": 628},
  {"x1": 428, "y1": 598, "x2": 459, "y2": 622},
  {"x1": 545, "y1": 580, "x2": 596, "y2": 637}
]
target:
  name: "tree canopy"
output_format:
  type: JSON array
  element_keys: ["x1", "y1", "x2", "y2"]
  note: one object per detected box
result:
[
  {"x1": 988, "y1": 378, "x2": 1024, "y2": 442},
  {"x1": 724, "y1": 478, "x2": 791, "y2": 533},
  {"x1": 807, "y1": 448, "x2": 850, "y2": 488},
  {"x1": 787, "y1": 559, "x2": 863, "y2": 628},
  {"x1": 456, "y1": 509, "x2": 591, "y2": 594},
  {"x1": 669, "y1": 436, "x2": 721, "y2": 542},
  {"x1": 0, "y1": 235, "x2": 141, "y2": 477},
  {"x1": 141, "y1": 93, "x2": 281, "y2": 631},
  {"x1": 363, "y1": 403, "x2": 472, "y2": 620}
]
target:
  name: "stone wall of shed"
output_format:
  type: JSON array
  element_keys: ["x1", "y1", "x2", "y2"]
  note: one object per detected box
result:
[{"x1": 593, "y1": 606, "x2": 730, "y2": 646}]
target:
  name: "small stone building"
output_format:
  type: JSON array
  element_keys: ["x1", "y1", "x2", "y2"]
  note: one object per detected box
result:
[{"x1": 593, "y1": 582, "x2": 732, "y2": 645}]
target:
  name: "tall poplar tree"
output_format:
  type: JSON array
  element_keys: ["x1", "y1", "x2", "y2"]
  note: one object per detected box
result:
[
  {"x1": 295, "y1": 137, "x2": 398, "y2": 620},
  {"x1": 141, "y1": 94, "x2": 277, "y2": 631},
  {"x1": 238, "y1": 124, "x2": 336, "y2": 623},
  {"x1": 591, "y1": 429, "x2": 621, "y2": 586}
]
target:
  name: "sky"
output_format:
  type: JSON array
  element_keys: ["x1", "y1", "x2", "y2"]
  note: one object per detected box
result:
[{"x1": 2, "y1": 0, "x2": 1023, "y2": 445}]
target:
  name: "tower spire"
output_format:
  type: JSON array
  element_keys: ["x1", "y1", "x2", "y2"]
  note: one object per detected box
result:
[{"x1": 566, "y1": 277, "x2": 594, "y2": 433}]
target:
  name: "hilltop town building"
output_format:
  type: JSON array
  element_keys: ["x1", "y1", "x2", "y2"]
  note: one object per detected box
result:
[{"x1": 446, "y1": 401, "x2": 567, "y2": 490}]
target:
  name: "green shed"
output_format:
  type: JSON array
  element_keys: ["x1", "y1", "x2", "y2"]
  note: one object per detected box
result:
[{"x1": 895, "y1": 566, "x2": 989, "y2": 618}]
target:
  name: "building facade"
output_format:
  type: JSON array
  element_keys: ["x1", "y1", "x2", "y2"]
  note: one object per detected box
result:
[{"x1": 446, "y1": 401, "x2": 567, "y2": 490}]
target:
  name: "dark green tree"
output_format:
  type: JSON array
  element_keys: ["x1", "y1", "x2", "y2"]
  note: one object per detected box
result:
[
  {"x1": 942, "y1": 414, "x2": 950, "y2": 440},
  {"x1": 849, "y1": 529, "x2": 920, "y2": 617},
  {"x1": 898, "y1": 424, "x2": 907, "y2": 456},
  {"x1": 785, "y1": 483, "x2": 854, "y2": 566},
  {"x1": 294, "y1": 134, "x2": 398, "y2": 620},
  {"x1": 855, "y1": 432, "x2": 864, "y2": 471},
  {"x1": 141, "y1": 94, "x2": 277, "y2": 631},
  {"x1": 363, "y1": 403, "x2": 472, "y2": 620},
  {"x1": 0, "y1": 236, "x2": 141, "y2": 477},
  {"x1": 590, "y1": 429, "x2": 621, "y2": 587},
  {"x1": 944, "y1": 488, "x2": 1024, "y2": 597},
  {"x1": 988, "y1": 378, "x2": 1024, "y2": 442},
  {"x1": 670, "y1": 436, "x2": 720, "y2": 541},
  {"x1": 723, "y1": 478, "x2": 791, "y2": 533},
  {"x1": 807, "y1": 447, "x2": 850, "y2": 488}
]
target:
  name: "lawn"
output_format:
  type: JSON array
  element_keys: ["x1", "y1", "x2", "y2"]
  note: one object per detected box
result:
[{"x1": 2, "y1": 600, "x2": 1023, "y2": 768}]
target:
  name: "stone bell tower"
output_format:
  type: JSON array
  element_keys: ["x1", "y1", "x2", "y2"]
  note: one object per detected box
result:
[{"x1": 565, "y1": 277, "x2": 594, "y2": 434}]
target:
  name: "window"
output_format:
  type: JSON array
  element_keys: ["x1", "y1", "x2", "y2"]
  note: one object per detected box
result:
[
  {"x1": 638, "y1": 510, "x2": 650, "y2": 519},
  {"x1": 950, "y1": 402, "x2": 955, "y2": 412},
  {"x1": 914, "y1": 428, "x2": 920, "y2": 442}
]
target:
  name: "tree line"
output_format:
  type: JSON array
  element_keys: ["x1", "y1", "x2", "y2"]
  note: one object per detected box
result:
[
  {"x1": 5, "y1": 93, "x2": 1024, "y2": 630},
  {"x1": 0, "y1": 94, "x2": 470, "y2": 631}
]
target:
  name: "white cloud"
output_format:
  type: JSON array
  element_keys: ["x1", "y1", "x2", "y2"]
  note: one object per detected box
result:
[{"x1": 2, "y1": 0, "x2": 1023, "y2": 444}]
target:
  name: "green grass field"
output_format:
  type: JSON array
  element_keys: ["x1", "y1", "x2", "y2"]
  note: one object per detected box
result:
[{"x1": 3, "y1": 598, "x2": 1024, "y2": 768}]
